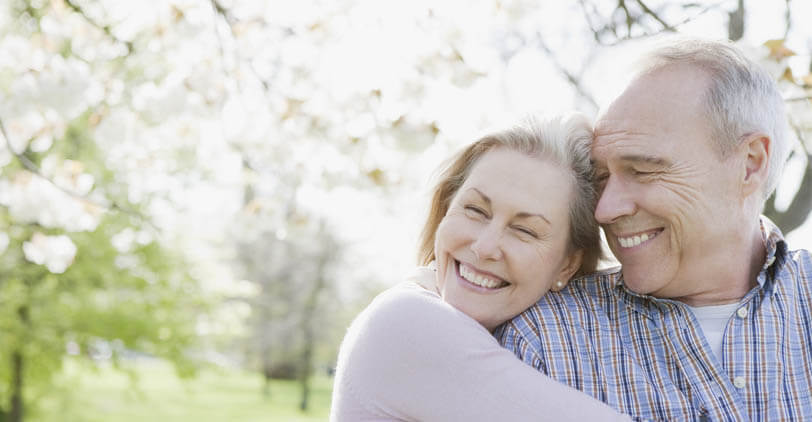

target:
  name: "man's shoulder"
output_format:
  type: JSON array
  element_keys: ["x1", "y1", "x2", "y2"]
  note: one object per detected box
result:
[
  {"x1": 762, "y1": 215, "x2": 812, "y2": 273},
  {"x1": 782, "y1": 246, "x2": 812, "y2": 287},
  {"x1": 787, "y1": 246, "x2": 812, "y2": 266},
  {"x1": 544, "y1": 266, "x2": 623, "y2": 308},
  {"x1": 567, "y1": 266, "x2": 624, "y2": 295}
]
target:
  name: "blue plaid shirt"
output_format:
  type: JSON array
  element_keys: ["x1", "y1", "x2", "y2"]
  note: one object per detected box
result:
[{"x1": 496, "y1": 217, "x2": 812, "y2": 421}]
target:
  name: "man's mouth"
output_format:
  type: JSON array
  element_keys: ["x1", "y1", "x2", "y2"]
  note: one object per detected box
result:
[
  {"x1": 457, "y1": 261, "x2": 509, "y2": 289},
  {"x1": 615, "y1": 228, "x2": 663, "y2": 249}
]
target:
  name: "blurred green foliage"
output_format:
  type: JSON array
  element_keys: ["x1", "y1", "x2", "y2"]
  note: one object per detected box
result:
[
  {"x1": 37, "y1": 359, "x2": 331, "y2": 422},
  {"x1": 0, "y1": 111, "x2": 205, "y2": 418}
]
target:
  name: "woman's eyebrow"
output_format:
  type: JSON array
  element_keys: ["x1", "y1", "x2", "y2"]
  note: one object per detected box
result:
[
  {"x1": 469, "y1": 188, "x2": 491, "y2": 205},
  {"x1": 515, "y1": 212, "x2": 550, "y2": 226},
  {"x1": 470, "y1": 188, "x2": 550, "y2": 225}
]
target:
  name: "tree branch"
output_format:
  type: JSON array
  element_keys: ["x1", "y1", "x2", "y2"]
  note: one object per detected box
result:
[
  {"x1": 590, "y1": 1, "x2": 727, "y2": 46},
  {"x1": 0, "y1": 116, "x2": 156, "y2": 231},
  {"x1": 535, "y1": 34, "x2": 599, "y2": 111},
  {"x1": 63, "y1": 0, "x2": 133, "y2": 54},
  {"x1": 209, "y1": 0, "x2": 272, "y2": 92},
  {"x1": 665, "y1": 1, "x2": 728, "y2": 29},
  {"x1": 635, "y1": 0, "x2": 675, "y2": 31},
  {"x1": 618, "y1": 0, "x2": 634, "y2": 35},
  {"x1": 578, "y1": 0, "x2": 603, "y2": 44}
]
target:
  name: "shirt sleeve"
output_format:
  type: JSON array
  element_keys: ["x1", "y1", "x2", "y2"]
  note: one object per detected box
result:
[{"x1": 330, "y1": 283, "x2": 629, "y2": 422}]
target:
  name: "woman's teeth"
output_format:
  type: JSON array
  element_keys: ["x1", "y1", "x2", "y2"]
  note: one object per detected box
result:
[{"x1": 460, "y1": 264, "x2": 504, "y2": 289}]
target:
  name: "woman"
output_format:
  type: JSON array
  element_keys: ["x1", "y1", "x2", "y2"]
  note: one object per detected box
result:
[{"x1": 330, "y1": 114, "x2": 628, "y2": 421}]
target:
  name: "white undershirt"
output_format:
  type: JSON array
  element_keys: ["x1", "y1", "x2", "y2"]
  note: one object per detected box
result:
[{"x1": 686, "y1": 303, "x2": 741, "y2": 361}]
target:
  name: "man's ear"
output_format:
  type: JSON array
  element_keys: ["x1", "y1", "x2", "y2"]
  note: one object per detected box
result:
[
  {"x1": 741, "y1": 133, "x2": 770, "y2": 198},
  {"x1": 552, "y1": 249, "x2": 583, "y2": 292}
]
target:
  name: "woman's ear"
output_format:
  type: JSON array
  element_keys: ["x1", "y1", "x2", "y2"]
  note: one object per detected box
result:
[{"x1": 552, "y1": 249, "x2": 583, "y2": 291}]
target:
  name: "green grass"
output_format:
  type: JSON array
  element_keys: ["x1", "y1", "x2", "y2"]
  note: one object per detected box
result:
[{"x1": 37, "y1": 359, "x2": 332, "y2": 421}]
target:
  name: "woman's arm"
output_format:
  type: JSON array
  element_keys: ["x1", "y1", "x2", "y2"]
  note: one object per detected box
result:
[{"x1": 330, "y1": 281, "x2": 629, "y2": 421}]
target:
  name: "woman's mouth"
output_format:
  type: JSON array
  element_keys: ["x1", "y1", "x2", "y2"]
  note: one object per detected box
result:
[{"x1": 457, "y1": 261, "x2": 509, "y2": 289}]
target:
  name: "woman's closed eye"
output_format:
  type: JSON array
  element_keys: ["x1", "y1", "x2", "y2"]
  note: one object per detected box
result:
[
  {"x1": 512, "y1": 225, "x2": 538, "y2": 239},
  {"x1": 464, "y1": 205, "x2": 488, "y2": 218}
]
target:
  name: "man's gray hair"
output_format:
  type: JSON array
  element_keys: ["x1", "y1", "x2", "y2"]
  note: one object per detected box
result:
[{"x1": 636, "y1": 37, "x2": 790, "y2": 201}]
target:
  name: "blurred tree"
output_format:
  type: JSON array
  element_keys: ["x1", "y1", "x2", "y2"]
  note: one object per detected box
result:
[
  {"x1": 0, "y1": 116, "x2": 202, "y2": 421},
  {"x1": 0, "y1": 2, "x2": 207, "y2": 420},
  {"x1": 229, "y1": 159, "x2": 341, "y2": 410}
]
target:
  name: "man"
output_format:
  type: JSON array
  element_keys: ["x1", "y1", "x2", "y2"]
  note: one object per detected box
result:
[{"x1": 497, "y1": 37, "x2": 812, "y2": 421}]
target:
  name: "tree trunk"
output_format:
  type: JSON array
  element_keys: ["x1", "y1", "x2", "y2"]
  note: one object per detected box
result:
[
  {"x1": 8, "y1": 305, "x2": 28, "y2": 422},
  {"x1": 297, "y1": 274, "x2": 322, "y2": 412},
  {"x1": 728, "y1": 0, "x2": 745, "y2": 41},
  {"x1": 764, "y1": 152, "x2": 812, "y2": 234},
  {"x1": 262, "y1": 366, "x2": 271, "y2": 397},
  {"x1": 298, "y1": 328, "x2": 313, "y2": 411},
  {"x1": 8, "y1": 351, "x2": 23, "y2": 422},
  {"x1": 298, "y1": 224, "x2": 332, "y2": 411},
  {"x1": 262, "y1": 350, "x2": 273, "y2": 397}
]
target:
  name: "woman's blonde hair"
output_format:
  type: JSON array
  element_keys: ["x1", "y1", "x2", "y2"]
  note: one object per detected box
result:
[{"x1": 417, "y1": 113, "x2": 603, "y2": 277}]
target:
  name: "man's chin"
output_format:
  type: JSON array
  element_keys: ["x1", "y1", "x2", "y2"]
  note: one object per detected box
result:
[{"x1": 620, "y1": 271, "x2": 661, "y2": 296}]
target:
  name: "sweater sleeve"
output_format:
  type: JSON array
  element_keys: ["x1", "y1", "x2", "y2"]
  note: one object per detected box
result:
[{"x1": 330, "y1": 281, "x2": 630, "y2": 422}]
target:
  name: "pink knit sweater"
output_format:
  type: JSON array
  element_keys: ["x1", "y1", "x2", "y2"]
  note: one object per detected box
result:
[{"x1": 330, "y1": 268, "x2": 629, "y2": 421}]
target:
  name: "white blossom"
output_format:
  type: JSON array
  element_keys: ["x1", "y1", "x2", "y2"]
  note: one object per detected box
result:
[
  {"x1": 0, "y1": 162, "x2": 101, "y2": 232},
  {"x1": 111, "y1": 228, "x2": 136, "y2": 253},
  {"x1": 22, "y1": 232, "x2": 77, "y2": 274}
]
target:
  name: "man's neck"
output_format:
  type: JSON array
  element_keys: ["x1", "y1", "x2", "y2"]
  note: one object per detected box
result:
[{"x1": 675, "y1": 219, "x2": 766, "y2": 307}]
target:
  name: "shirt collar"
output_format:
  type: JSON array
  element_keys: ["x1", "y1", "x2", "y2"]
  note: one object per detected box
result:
[{"x1": 758, "y1": 215, "x2": 786, "y2": 276}]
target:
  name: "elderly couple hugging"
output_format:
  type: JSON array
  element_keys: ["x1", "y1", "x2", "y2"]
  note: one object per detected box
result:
[{"x1": 331, "y1": 37, "x2": 811, "y2": 421}]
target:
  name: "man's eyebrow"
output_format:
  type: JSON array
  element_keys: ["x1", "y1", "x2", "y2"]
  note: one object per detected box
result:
[
  {"x1": 469, "y1": 188, "x2": 551, "y2": 225},
  {"x1": 617, "y1": 154, "x2": 671, "y2": 167}
]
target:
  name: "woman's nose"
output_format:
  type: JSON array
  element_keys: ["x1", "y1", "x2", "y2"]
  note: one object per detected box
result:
[{"x1": 470, "y1": 224, "x2": 504, "y2": 261}]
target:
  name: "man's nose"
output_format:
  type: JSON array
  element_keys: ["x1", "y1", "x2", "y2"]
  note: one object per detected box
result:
[
  {"x1": 470, "y1": 224, "x2": 504, "y2": 261},
  {"x1": 594, "y1": 175, "x2": 637, "y2": 224}
]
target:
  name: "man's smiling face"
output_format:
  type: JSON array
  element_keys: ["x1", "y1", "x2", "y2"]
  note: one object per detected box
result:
[{"x1": 593, "y1": 64, "x2": 745, "y2": 301}]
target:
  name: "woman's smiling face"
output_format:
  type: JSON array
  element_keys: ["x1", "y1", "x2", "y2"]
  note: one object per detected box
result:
[{"x1": 434, "y1": 148, "x2": 581, "y2": 330}]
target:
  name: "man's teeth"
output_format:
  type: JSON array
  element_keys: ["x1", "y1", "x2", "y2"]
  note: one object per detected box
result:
[
  {"x1": 460, "y1": 264, "x2": 502, "y2": 289},
  {"x1": 618, "y1": 232, "x2": 652, "y2": 248}
]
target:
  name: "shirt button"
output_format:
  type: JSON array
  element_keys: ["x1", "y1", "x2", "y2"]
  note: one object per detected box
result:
[
  {"x1": 763, "y1": 256, "x2": 775, "y2": 270},
  {"x1": 733, "y1": 376, "x2": 746, "y2": 388},
  {"x1": 736, "y1": 306, "x2": 748, "y2": 318}
]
